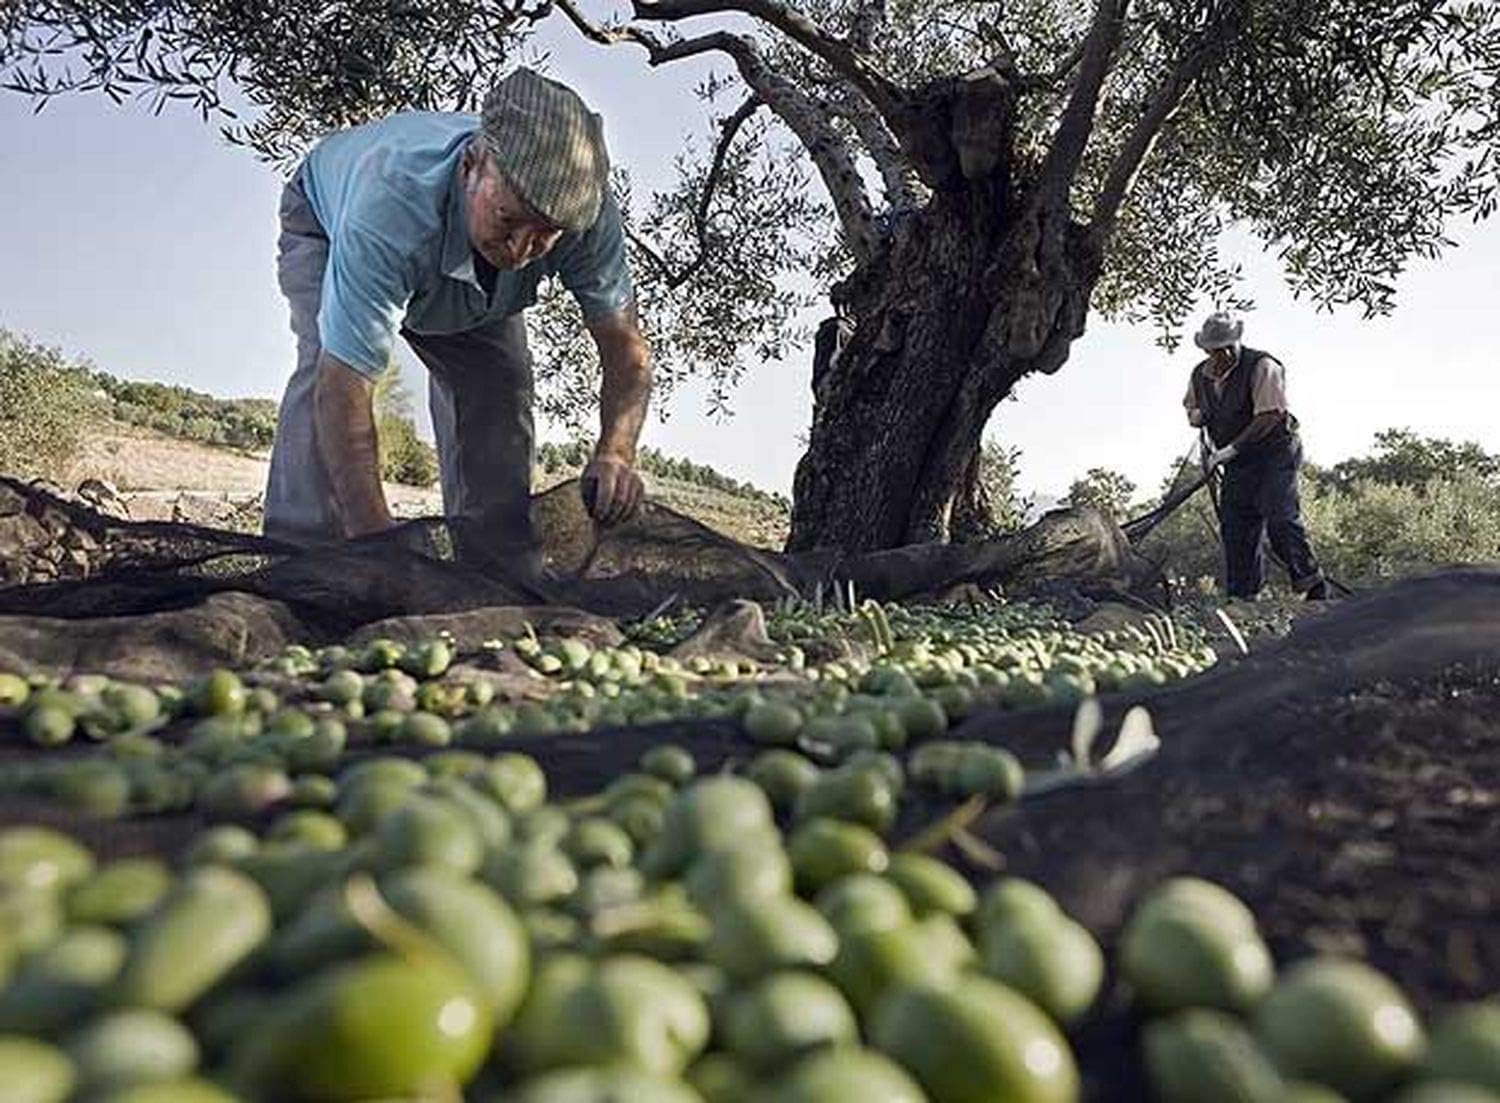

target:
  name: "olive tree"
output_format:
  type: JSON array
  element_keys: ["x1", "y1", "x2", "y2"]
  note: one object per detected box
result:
[{"x1": 7, "y1": 0, "x2": 1498, "y2": 551}]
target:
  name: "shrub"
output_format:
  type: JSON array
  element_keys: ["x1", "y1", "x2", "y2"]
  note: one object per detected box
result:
[
  {"x1": 0, "y1": 331, "x2": 102, "y2": 478},
  {"x1": 94, "y1": 373, "x2": 277, "y2": 452},
  {"x1": 1067, "y1": 467, "x2": 1137, "y2": 519},
  {"x1": 1134, "y1": 436, "x2": 1500, "y2": 594},
  {"x1": 372, "y1": 369, "x2": 438, "y2": 488},
  {"x1": 1302, "y1": 474, "x2": 1500, "y2": 585},
  {"x1": 378, "y1": 413, "x2": 439, "y2": 487}
]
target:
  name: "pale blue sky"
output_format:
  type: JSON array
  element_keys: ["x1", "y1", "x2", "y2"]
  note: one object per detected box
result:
[{"x1": 2, "y1": 23, "x2": 1496, "y2": 503}]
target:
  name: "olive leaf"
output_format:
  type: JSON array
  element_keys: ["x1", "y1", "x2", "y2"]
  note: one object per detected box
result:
[
  {"x1": 1068, "y1": 696, "x2": 1104, "y2": 771},
  {"x1": 1097, "y1": 706, "x2": 1161, "y2": 776},
  {"x1": 1216, "y1": 608, "x2": 1250, "y2": 657}
]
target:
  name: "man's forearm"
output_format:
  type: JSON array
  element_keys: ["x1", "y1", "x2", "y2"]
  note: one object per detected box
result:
[
  {"x1": 1232, "y1": 411, "x2": 1284, "y2": 449},
  {"x1": 313, "y1": 353, "x2": 392, "y2": 538},
  {"x1": 594, "y1": 326, "x2": 652, "y2": 462}
]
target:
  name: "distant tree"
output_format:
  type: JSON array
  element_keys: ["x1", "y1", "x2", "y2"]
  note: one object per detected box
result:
[
  {"x1": 953, "y1": 440, "x2": 1029, "y2": 542},
  {"x1": 374, "y1": 364, "x2": 438, "y2": 487},
  {"x1": 1311, "y1": 428, "x2": 1500, "y2": 495},
  {"x1": 1067, "y1": 467, "x2": 1136, "y2": 518},
  {"x1": 1303, "y1": 473, "x2": 1500, "y2": 584}
]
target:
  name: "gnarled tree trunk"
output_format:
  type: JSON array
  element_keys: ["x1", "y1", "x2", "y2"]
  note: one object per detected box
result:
[{"x1": 788, "y1": 190, "x2": 1099, "y2": 553}]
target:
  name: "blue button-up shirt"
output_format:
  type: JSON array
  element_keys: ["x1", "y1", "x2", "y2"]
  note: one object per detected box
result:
[{"x1": 298, "y1": 111, "x2": 634, "y2": 377}]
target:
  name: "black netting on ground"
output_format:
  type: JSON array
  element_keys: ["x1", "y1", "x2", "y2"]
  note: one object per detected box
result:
[{"x1": 0, "y1": 474, "x2": 1153, "y2": 645}]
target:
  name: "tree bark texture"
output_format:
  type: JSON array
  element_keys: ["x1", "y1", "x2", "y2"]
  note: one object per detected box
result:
[{"x1": 787, "y1": 188, "x2": 1099, "y2": 553}]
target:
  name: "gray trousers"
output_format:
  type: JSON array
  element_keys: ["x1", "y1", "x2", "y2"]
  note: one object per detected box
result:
[{"x1": 264, "y1": 175, "x2": 539, "y2": 575}]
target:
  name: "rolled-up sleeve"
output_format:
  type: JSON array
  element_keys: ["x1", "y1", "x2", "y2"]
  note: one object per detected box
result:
[
  {"x1": 317, "y1": 222, "x2": 415, "y2": 377},
  {"x1": 553, "y1": 190, "x2": 636, "y2": 322},
  {"x1": 1251, "y1": 356, "x2": 1288, "y2": 414},
  {"x1": 1184, "y1": 377, "x2": 1204, "y2": 426}
]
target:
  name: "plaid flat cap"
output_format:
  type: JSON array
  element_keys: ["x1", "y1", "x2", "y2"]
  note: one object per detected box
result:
[{"x1": 481, "y1": 68, "x2": 610, "y2": 233}]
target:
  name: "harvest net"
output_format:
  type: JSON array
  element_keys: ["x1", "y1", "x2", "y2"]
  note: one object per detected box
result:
[{"x1": 0, "y1": 474, "x2": 1149, "y2": 643}]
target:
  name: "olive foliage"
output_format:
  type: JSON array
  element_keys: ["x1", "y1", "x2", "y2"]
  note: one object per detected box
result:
[{"x1": 5, "y1": 0, "x2": 1497, "y2": 410}]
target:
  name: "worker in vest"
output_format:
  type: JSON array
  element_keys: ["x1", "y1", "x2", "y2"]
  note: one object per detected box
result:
[
  {"x1": 264, "y1": 69, "x2": 650, "y2": 582},
  {"x1": 1185, "y1": 312, "x2": 1329, "y2": 601}
]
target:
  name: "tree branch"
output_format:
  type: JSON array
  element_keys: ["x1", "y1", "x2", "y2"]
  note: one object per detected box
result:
[
  {"x1": 1087, "y1": 41, "x2": 1212, "y2": 243},
  {"x1": 1034, "y1": 0, "x2": 1129, "y2": 205},
  {"x1": 631, "y1": 0, "x2": 903, "y2": 122},
  {"x1": 820, "y1": 85, "x2": 920, "y2": 212},
  {"x1": 629, "y1": 96, "x2": 765, "y2": 289},
  {"x1": 555, "y1": 0, "x2": 882, "y2": 262},
  {"x1": 1021, "y1": 36, "x2": 1088, "y2": 91},
  {"x1": 623, "y1": 224, "x2": 679, "y2": 284},
  {"x1": 848, "y1": 0, "x2": 886, "y2": 54}
]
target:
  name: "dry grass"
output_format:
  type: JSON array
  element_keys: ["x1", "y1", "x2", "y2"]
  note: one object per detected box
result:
[{"x1": 58, "y1": 421, "x2": 789, "y2": 548}]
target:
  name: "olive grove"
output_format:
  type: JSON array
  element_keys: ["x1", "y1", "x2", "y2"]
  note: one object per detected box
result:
[{"x1": 5, "y1": 0, "x2": 1498, "y2": 551}]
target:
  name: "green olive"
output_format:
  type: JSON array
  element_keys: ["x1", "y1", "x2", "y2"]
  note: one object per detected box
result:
[
  {"x1": 65, "y1": 859, "x2": 171, "y2": 926},
  {"x1": 815, "y1": 873, "x2": 913, "y2": 937},
  {"x1": 768, "y1": 1048, "x2": 927, "y2": 1102},
  {"x1": 373, "y1": 797, "x2": 482, "y2": 876},
  {"x1": 0, "y1": 826, "x2": 94, "y2": 892},
  {"x1": 725, "y1": 970, "x2": 858, "y2": 1072},
  {"x1": 0, "y1": 1035, "x2": 75, "y2": 1103},
  {"x1": 1254, "y1": 957, "x2": 1425, "y2": 1101},
  {"x1": 794, "y1": 767, "x2": 896, "y2": 835},
  {"x1": 884, "y1": 852, "x2": 975, "y2": 918},
  {"x1": 980, "y1": 907, "x2": 1103, "y2": 1027},
  {"x1": 744, "y1": 700, "x2": 804, "y2": 746},
  {"x1": 65, "y1": 1008, "x2": 199, "y2": 1091},
  {"x1": 684, "y1": 833, "x2": 792, "y2": 910},
  {"x1": 827, "y1": 914, "x2": 973, "y2": 1021},
  {"x1": 188, "y1": 669, "x2": 246, "y2": 718},
  {"x1": 1144, "y1": 1008, "x2": 1287, "y2": 1103},
  {"x1": 1422, "y1": 1001, "x2": 1500, "y2": 1092},
  {"x1": 1121, "y1": 880, "x2": 1273, "y2": 1016},
  {"x1": 787, "y1": 818, "x2": 889, "y2": 896},
  {"x1": 232, "y1": 952, "x2": 491, "y2": 1099},
  {"x1": 705, "y1": 897, "x2": 839, "y2": 982},
  {"x1": 747, "y1": 750, "x2": 821, "y2": 814},
  {"x1": 873, "y1": 973, "x2": 1080, "y2": 1103},
  {"x1": 640, "y1": 744, "x2": 697, "y2": 786},
  {"x1": 507, "y1": 953, "x2": 709, "y2": 1078}
]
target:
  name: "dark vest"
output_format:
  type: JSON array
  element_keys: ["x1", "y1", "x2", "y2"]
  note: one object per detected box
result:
[{"x1": 1192, "y1": 346, "x2": 1294, "y2": 454}]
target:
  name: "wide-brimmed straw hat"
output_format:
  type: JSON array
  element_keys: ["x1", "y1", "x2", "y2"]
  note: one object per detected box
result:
[{"x1": 1193, "y1": 311, "x2": 1245, "y2": 351}]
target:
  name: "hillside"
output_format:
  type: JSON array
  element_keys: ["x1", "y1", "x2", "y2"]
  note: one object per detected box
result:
[
  {"x1": 0, "y1": 328, "x2": 790, "y2": 545},
  {"x1": 59, "y1": 418, "x2": 791, "y2": 547}
]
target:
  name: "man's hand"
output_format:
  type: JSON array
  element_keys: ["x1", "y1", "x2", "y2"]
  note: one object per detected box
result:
[
  {"x1": 1205, "y1": 444, "x2": 1239, "y2": 470},
  {"x1": 581, "y1": 451, "x2": 645, "y2": 526}
]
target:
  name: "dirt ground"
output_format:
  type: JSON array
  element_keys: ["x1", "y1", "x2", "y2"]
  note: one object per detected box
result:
[
  {"x1": 62, "y1": 423, "x2": 272, "y2": 493},
  {"x1": 59, "y1": 423, "x2": 443, "y2": 522},
  {"x1": 58, "y1": 423, "x2": 789, "y2": 546}
]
